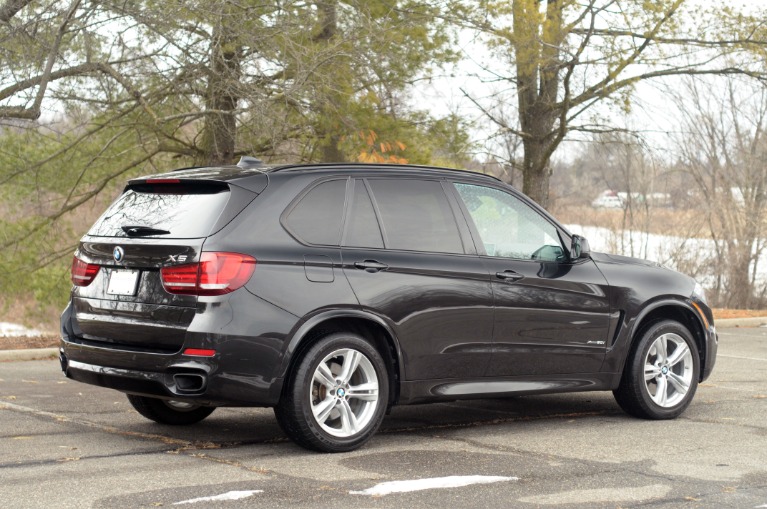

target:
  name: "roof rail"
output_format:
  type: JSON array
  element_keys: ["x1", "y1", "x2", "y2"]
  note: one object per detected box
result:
[{"x1": 268, "y1": 162, "x2": 501, "y2": 181}]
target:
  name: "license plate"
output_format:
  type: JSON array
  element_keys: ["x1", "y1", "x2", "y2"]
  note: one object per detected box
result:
[{"x1": 107, "y1": 269, "x2": 140, "y2": 296}]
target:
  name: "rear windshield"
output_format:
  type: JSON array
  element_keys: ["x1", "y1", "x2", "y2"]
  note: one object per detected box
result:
[{"x1": 87, "y1": 182, "x2": 231, "y2": 238}]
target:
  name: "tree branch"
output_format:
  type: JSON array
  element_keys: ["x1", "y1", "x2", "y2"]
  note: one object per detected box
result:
[
  {"x1": 459, "y1": 87, "x2": 530, "y2": 140},
  {"x1": 28, "y1": 0, "x2": 83, "y2": 118},
  {"x1": 570, "y1": 28, "x2": 767, "y2": 48},
  {"x1": 565, "y1": 66, "x2": 766, "y2": 113},
  {"x1": 0, "y1": 0, "x2": 32, "y2": 23},
  {"x1": 572, "y1": 0, "x2": 685, "y2": 111},
  {"x1": 0, "y1": 149, "x2": 160, "y2": 250}
]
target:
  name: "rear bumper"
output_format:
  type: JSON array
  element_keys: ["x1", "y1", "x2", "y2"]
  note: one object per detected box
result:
[
  {"x1": 59, "y1": 303, "x2": 284, "y2": 407},
  {"x1": 60, "y1": 343, "x2": 283, "y2": 407}
]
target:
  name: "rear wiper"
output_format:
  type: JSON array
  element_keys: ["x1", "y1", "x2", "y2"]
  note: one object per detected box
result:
[{"x1": 121, "y1": 225, "x2": 171, "y2": 236}]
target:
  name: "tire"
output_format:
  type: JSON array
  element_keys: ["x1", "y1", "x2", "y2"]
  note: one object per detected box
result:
[
  {"x1": 613, "y1": 320, "x2": 700, "y2": 419},
  {"x1": 126, "y1": 394, "x2": 215, "y2": 425},
  {"x1": 274, "y1": 332, "x2": 389, "y2": 453}
]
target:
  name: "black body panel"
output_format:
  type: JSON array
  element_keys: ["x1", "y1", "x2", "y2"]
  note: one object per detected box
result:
[
  {"x1": 483, "y1": 257, "x2": 611, "y2": 377},
  {"x1": 72, "y1": 238, "x2": 204, "y2": 349},
  {"x1": 341, "y1": 248, "x2": 495, "y2": 380}
]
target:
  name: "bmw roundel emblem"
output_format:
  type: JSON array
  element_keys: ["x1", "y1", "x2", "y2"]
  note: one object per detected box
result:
[{"x1": 113, "y1": 246, "x2": 125, "y2": 263}]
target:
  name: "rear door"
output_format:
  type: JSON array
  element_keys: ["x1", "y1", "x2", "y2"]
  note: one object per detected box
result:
[
  {"x1": 450, "y1": 181, "x2": 612, "y2": 377},
  {"x1": 71, "y1": 179, "x2": 255, "y2": 352},
  {"x1": 340, "y1": 178, "x2": 494, "y2": 381}
]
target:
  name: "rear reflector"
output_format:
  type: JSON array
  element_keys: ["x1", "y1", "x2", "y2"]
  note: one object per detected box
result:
[
  {"x1": 182, "y1": 348, "x2": 216, "y2": 357},
  {"x1": 71, "y1": 256, "x2": 100, "y2": 286},
  {"x1": 161, "y1": 252, "x2": 256, "y2": 296}
]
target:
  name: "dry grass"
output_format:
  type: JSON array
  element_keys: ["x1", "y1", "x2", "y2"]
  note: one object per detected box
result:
[
  {"x1": 0, "y1": 335, "x2": 59, "y2": 350},
  {"x1": 0, "y1": 295, "x2": 62, "y2": 333},
  {"x1": 551, "y1": 205, "x2": 709, "y2": 238},
  {"x1": 712, "y1": 309, "x2": 767, "y2": 320}
]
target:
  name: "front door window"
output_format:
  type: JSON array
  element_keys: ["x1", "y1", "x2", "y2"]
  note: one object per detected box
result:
[{"x1": 454, "y1": 183, "x2": 564, "y2": 262}]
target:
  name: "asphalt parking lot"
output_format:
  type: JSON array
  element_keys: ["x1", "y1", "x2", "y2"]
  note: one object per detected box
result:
[{"x1": 1, "y1": 328, "x2": 766, "y2": 509}]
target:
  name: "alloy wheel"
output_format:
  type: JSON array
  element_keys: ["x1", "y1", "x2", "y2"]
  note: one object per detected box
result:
[
  {"x1": 643, "y1": 332, "x2": 693, "y2": 407},
  {"x1": 309, "y1": 348, "x2": 380, "y2": 437}
]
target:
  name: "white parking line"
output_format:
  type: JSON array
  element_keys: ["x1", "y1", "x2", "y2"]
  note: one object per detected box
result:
[
  {"x1": 173, "y1": 490, "x2": 263, "y2": 505},
  {"x1": 349, "y1": 475, "x2": 517, "y2": 496},
  {"x1": 719, "y1": 354, "x2": 767, "y2": 362}
]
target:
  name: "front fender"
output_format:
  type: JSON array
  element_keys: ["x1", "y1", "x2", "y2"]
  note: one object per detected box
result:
[{"x1": 604, "y1": 297, "x2": 711, "y2": 382}]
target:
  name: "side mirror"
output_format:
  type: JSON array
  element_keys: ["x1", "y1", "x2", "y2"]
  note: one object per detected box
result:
[{"x1": 570, "y1": 235, "x2": 591, "y2": 261}]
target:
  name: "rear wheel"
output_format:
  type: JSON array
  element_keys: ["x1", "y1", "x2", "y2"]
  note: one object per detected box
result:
[
  {"x1": 275, "y1": 332, "x2": 389, "y2": 452},
  {"x1": 614, "y1": 320, "x2": 700, "y2": 419},
  {"x1": 127, "y1": 394, "x2": 215, "y2": 425}
]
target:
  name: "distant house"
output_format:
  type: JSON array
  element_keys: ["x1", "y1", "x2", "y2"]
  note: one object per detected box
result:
[{"x1": 591, "y1": 190, "x2": 672, "y2": 208}]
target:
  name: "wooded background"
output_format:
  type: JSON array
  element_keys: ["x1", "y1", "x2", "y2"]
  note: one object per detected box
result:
[{"x1": 3, "y1": 0, "x2": 767, "y2": 328}]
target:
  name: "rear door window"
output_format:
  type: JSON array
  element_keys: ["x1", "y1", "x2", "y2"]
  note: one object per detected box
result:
[
  {"x1": 88, "y1": 182, "x2": 231, "y2": 239},
  {"x1": 285, "y1": 179, "x2": 347, "y2": 245},
  {"x1": 367, "y1": 179, "x2": 464, "y2": 254},
  {"x1": 343, "y1": 180, "x2": 384, "y2": 249}
]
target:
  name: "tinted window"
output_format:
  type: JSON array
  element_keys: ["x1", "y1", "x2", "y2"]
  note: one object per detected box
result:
[
  {"x1": 454, "y1": 183, "x2": 564, "y2": 261},
  {"x1": 88, "y1": 183, "x2": 230, "y2": 239},
  {"x1": 286, "y1": 179, "x2": 346, "y2": 245},
  {"x1": 344, "y1": 180, "x2": 384, "y2": 248},
  {"x1": 368, "y1": 179, "x2": 463, "y2": 254}
]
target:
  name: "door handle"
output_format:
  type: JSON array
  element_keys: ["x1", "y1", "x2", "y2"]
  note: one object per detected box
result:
[
  {"x1": 495, "y1": 270, "x2": 524, "y2": 282},
  {"x1": 354, "y1": 260, "x2": 389, "y2": 272}
]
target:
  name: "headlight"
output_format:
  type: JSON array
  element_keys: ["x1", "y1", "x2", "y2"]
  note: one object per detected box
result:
[{"x1": 692, "y1": 282, "x2": 707, "y2": 305}]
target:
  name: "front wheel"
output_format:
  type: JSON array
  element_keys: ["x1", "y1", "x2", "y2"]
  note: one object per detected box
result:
[
  {"x1": 127, "y1": 394, "x2": 215, "y2": 425},
  {"x1": 275, "y1": 332, "x2": 389, "y2": 452},
  {"x1": 614, "y1": 320, "x2": 700, "y2": 419}
]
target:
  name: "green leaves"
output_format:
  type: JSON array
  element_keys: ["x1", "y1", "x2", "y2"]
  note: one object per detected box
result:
[{"x1": 0, "y1": 0, "x2": 469, "y2": 328}]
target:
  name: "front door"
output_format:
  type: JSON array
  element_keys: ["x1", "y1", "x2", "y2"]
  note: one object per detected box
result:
[{"x1": 451, "y1": 182, "x2": 612, "y2": 377}]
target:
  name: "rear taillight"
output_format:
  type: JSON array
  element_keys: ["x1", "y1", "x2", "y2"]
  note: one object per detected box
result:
[
  {"x1": 161, "y1": 252, "x2": 256, "y2": 296},
  {"x1": 71, "y1": 256, "x2": 100, "y2": 286}
]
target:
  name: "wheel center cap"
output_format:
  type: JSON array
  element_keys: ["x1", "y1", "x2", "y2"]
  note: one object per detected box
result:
[
  {"x1": 661, "y1": 366, "x2": 669, "y2": 375},
  {"x1": 337, "y1": 388, "x2": 346, "y2": 397}
]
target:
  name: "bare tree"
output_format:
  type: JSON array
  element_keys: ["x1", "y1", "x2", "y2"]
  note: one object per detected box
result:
[
  {"x1": 673, "y1": 76, "x2": 767, "y2": 308},
  {"x1": 454, "y1": 0, "x2": 767, "y2": 207}
]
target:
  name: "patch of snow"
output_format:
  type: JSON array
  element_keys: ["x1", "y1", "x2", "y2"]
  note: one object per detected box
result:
[
  {"x1": 173, "y1": 490, "x2": 263, "y2": 505},
  {"x1": 565, "y1": 224, "x2": 709, "y2": 266},
  {"x1": 349, "y1": 475, "x2": 517, "y2": 496},
  {"x1": 0, "y1": 322, "x2": 43, "y2": 338},
  {"x1": 565, "y1": 224, "x2": 767, "y2": 288}
]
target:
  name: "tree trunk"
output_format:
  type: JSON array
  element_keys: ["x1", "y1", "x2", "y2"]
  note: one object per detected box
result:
[
  {"x1": 319, "y1": 132, "x2": 345, "y2": 162},
  {"x1": 314, "y1": 0, "x2": 346, "y2": 163},
  {"x1": 197, "y1": 12, "x2": 240, "y2": 166},
  {"x1": 512, "y1": 0, "x2": 564, "y2": 208},
  {"x1": 521, "y1": 138, "x2": 552, "y2": 206},
  {"x1": 726, "y1": 242, "x2": 754, "y2": 308}
]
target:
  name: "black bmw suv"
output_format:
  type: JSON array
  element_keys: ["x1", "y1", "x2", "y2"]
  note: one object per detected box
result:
[{"x1": 60, "y1": 161, "x2": 717, "y2": 452}]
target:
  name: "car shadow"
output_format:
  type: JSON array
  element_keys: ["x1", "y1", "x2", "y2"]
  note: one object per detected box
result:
[{"x1": 121, "y1": 392, "x2": 623, "y2": 450}]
